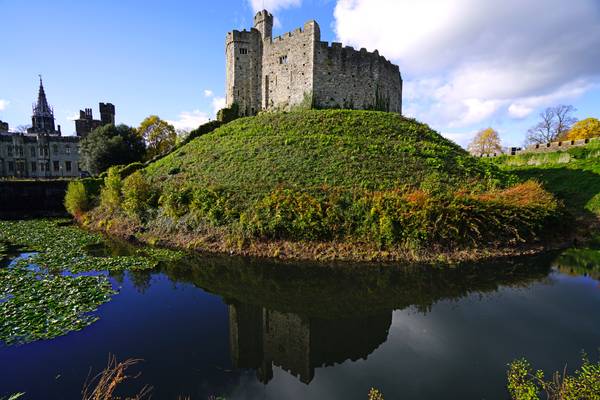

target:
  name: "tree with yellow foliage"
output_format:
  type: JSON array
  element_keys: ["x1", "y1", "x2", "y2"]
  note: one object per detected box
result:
[
  {"x1": 564, "y1": 117, "x2": 600, "y2": 141},
  {"x1": 468, "y1": 128, "x2": 502, "y2": 156},
  {"x1": 137, "y1": 115, "x2": 177, "y2": 160}
]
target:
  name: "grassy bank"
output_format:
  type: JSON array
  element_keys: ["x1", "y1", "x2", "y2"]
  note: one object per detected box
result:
[
  {"x1": 492, "y1": 142, "x2": 600, "y2": 217},
  {"x1": 71, "y1": 110, "x2": 567, "y2": 263}
]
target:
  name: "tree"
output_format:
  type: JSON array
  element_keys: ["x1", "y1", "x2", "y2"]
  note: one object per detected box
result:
[
  {"x1": 15, "y1": 125, "x2": 31, "y2": 133},
  {"x1": 564, "y1": 117, "x2": 600, "y2": 141},
  {"x1": 80, "y1": 124, "x2": 146, "y2": 175},
  {"x1": 526, "y1": 105, "x2": 577, "y2": 144},
  {"x1": 468, "y1": 128, "x2": 502, "y2": 156},
  {"x1": 137, "y1": 115, "x2": 177, "y2": 160}
]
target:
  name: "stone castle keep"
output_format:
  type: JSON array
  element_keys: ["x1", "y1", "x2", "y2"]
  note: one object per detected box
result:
[{"x1": 226, "y1": 10, "x2": 403, "y2": 116}]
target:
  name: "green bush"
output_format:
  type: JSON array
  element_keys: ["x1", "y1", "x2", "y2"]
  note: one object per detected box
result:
[
  {"x1": 190, "y1": 187, "x2": 233, "y2": 226},
  {"x1": 242, "y1": 182, "x2": 561, "y2": 249},
  {"x1": 118, "y1": 162, "x2": 145, "y2": 179},
  {"x1": 216, "y1": 103, "x2": 239, "y2": 123},
  {"x1": 100, "y1": 167, "x2": 123, "y2": 212},
  {"x1": 122, "y1": 171, "x2": 153, "y2": 218},
  {"x1": 64, "y1": 181, "x2": 91, "y2": 217},
  {"x1": 159, "y1": 186, "x2": 194, "y2": 218},
  {"x1": 507, "y1": 354, "x2": 600, "y2": 400}
]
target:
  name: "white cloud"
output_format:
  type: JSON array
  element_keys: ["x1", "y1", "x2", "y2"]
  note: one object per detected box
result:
[
  {"x1": 212, "y1": 97, "x2": 226, "y2": 115},
  {"x1": 0, "y1": 99, "x2": 9, "y2": 111},
  {"x1": 204, "y1": 89, "x2": 214, "y2": 98},
  {"x1": 334, "y1": 0, "x2": 600, "y2": 128},
  {"x1": 441, "y1": 131, "x2": 478, "y2": 148},
  {"x1": 167, "y1": 110, "x2": 210, "y2": 132},
  {"x1": 248, "y1": 0, "x2": 301, "y2": 13}
]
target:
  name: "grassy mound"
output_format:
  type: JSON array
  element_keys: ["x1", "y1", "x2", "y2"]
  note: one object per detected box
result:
[
  {"x1": 145, "y1": 110, "x2": 507, "y2": 204},
  {"x1": 73, "y1": 110, "x2": 564, "y2": 262}
]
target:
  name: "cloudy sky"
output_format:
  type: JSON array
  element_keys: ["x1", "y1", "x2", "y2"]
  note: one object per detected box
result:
[{"x1": 1, "y1": 0, "x2": 599, "y2": 147}]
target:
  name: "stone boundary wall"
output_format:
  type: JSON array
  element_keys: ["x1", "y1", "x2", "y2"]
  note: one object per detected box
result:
[
  {"x1": 0, "y1": 180, "x2": 69, "y2": 217},
  {"x1": 477, "y1": 137, "x2": 600, "y2": 158}
]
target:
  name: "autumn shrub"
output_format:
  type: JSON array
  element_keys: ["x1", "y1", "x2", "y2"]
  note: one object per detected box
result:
[
  {"x1": 121, "y1": 171, "x2": 153, "y2": 218},
  {"x1": 64, "y1": 181, "x2": 91, "y2": 217},
  {"x1": 243, "y1": 181, "x2": 562, "y2": 250},
  {"x1": 99, "y1": 167, "x2": 123, "y2": 212},
  {"x1": 507, "y1": 353, "x2": 600, "y2": 400}
]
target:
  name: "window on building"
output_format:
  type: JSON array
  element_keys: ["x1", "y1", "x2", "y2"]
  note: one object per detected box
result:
[
  {"x1": 17, "y1": 146, "x2": 23, "y2": 157},
  {"x1": 279, "y1": 55, "x2": 288, "y2": 64},
  {"x1": 7, "y1": 145, "x2": 13, "y2": 156},
  {"x1": 31, "y1": 162, "x2": 37, "y2": 172},
  {"x1": 53, "y1": 160, "x2": 60, "y2": 172},
  {"x1": 65, "y1": 145, "x2": 71, "y2": 155},
  {"x1": 8, "y1": 161, "x2": 14, "y2": 172},
  {"x1": 239, "y1": 48, "x2": 248, "y2": 55},
  {"x1": 52, "y1": 144, "x2": 59, "y2": 154},
  {"x1": 65, "y1": 161, "x2": 72, "y2": 172},
  {"x1": 30, "y1": 147, "x2": 36, "y2": 157}
]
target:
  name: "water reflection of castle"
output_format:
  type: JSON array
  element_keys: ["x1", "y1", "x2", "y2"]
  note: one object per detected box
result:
[{"x1": 228, "y1": 302, "x2": 392, "y2": 384}]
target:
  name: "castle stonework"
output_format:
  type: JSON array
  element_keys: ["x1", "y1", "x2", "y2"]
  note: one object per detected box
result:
[{"x1": 226, "y1": 10, "x2": 403, "y2": 116}]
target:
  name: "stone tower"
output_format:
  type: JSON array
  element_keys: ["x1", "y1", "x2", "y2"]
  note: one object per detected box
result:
[
  {"x1": 225, "y1": 10, "x2": 402, "y2": 116},
  {"x1": 99, "y1": 102, "x2": 116, "y2": 125},
  {"x1": 225, "y1": 23, "x2": 262, "y2": 116},
  {"x1": 29, "y1": 76, "x2": 57, "y2": 134},
  {"x1": 254, "y1": 10, "x2": 273, "y2": 42}
]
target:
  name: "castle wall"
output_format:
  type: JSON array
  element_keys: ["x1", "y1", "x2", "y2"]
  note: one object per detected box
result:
[
  {"x1": 225, "y1": 29, "x2": 262, "y2": 116},
  {"x1": 261, "y1": 21, "x2": 320, "y2": 111},
  {"x1": 313, "y1": 43, "x2": 402, "y2": 113},
  {"x1": 225, "y1": 10, "x2": 402, "y2": 116}
]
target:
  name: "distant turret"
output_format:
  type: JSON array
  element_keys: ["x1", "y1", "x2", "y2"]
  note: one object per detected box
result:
[
  {"x1": 254, "y1": 10, "x2": 273, "y2": 42},
  {"x1": 99, "y1": 102, "x2": 115, "y2": 125},
  {"x1": 75, "y1": 102, "x2": 116, "y2": 137}
]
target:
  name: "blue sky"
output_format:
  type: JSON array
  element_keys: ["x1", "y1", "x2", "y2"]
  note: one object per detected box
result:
[{"x1": 1, "y1": 0, "x2": 599, "y2": 148}]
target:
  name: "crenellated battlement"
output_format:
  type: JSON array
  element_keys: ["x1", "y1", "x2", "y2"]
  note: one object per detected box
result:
[
  {"x1": 225, "y1": 10, "x2": 402, "y2": 116},
  {"x1": 272, "y1": 21, "x2": 319, "y2": 43},
  {"x1": 316, "y1": 41, "x2": 396, "y2": 69}
]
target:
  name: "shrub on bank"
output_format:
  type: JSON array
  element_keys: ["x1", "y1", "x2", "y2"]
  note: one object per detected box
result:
[
  {"x1": 100, "y1": 167, "x2": 123, "y2": 212},
  {"x1": 64, "y1": 181, "x2": 91, "y2": 217},
  {"x1": 243, "y1": 181, "x2": 561, "y2": 249},
  {"x1": 122, "y1": 171, "x2": 153, "y2": 218}
]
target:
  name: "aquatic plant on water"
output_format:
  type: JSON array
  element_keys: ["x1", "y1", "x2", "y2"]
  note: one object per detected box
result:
[
  {"x1": 0, "y1": 219, "x2": 183, "y2": 345},
  {"x1": 0, "y1": 265, "x2": 116, "y2": 345}
]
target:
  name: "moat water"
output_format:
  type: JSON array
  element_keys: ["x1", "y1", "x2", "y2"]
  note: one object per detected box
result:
[{"x1": 1, "y1": 243, "x2": 600, "y2": 399}]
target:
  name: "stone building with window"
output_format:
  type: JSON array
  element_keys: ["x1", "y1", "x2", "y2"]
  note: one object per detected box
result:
[{"x1": 0, "y1": 78, "x2": 81, "y2": 179}]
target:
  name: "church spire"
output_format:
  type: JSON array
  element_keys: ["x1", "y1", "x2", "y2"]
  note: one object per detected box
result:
[
  {"x1": 30, "y1": 75, "x2": 56, "y2": 134},
  {"x1": 34, "y1": 75, "x2": 52, "y2": 116}
]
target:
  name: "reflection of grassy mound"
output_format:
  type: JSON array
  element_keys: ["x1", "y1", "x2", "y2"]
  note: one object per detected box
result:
[
  {"x1": 76, "y1": 111, "x2": 565, "y2": 262},
  {"x1": 154, "y1": 253, "x2": 554, "y2": 319},
  {"x1": 555, "y1": 248, "x2": 600, "y2": 280}
]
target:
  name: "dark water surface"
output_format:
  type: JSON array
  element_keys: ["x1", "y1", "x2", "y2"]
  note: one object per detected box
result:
[{"x1": 1, "y1": 247, "x2": 600, "y2": 399}]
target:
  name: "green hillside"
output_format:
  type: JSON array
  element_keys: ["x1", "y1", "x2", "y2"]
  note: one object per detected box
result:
[
  {"x1": 72, "y1": 110, "x2": 564, "y2": 262},
  {"x1": 145, "y1": 110, "x2": 507, "y2": 205}
]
